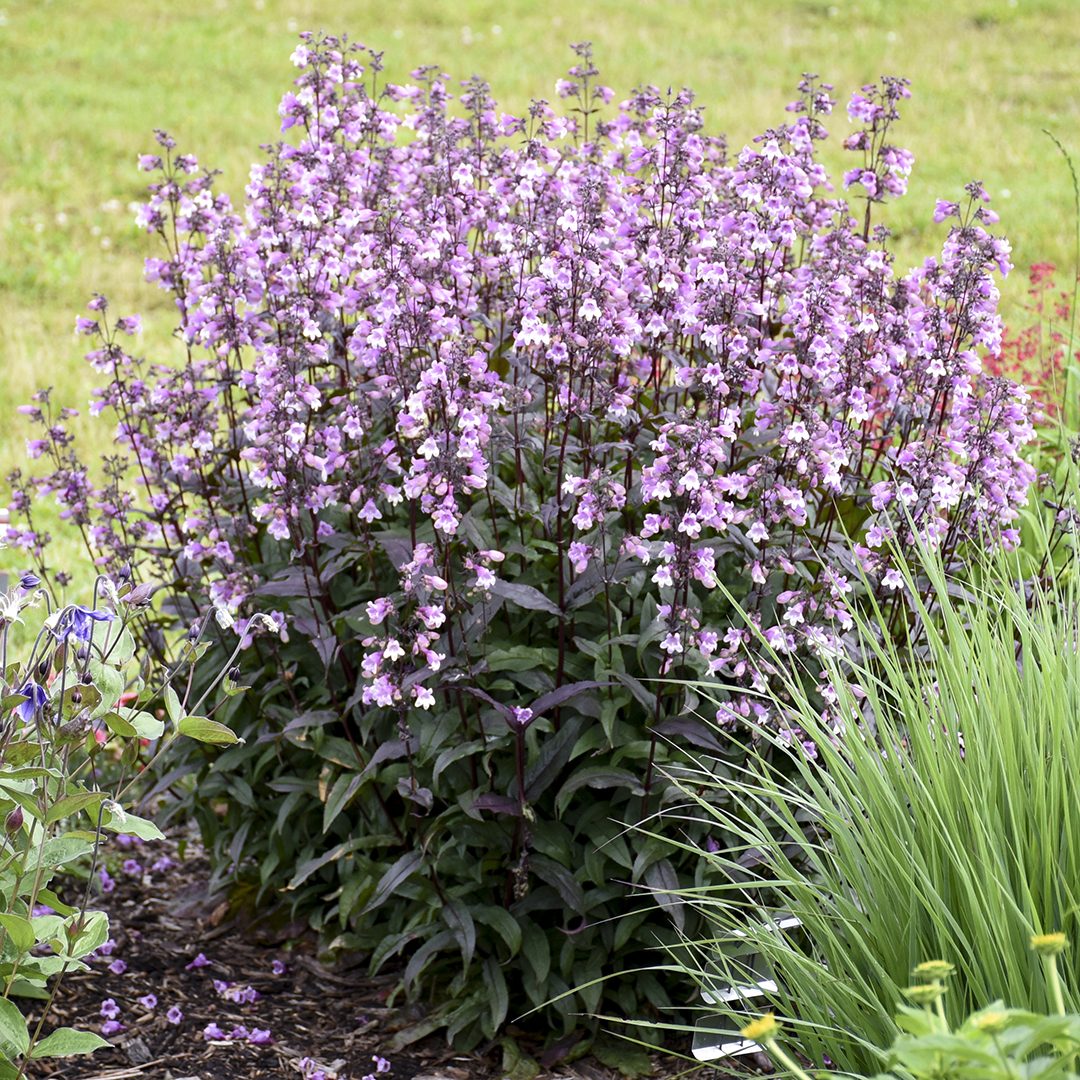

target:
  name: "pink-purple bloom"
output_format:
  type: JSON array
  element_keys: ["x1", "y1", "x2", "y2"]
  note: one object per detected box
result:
[{"x1": 11, "y1": 40, "x2": 1036, "y2": 735}]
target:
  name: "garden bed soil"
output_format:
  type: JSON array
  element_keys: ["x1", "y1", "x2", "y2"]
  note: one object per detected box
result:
[{"x1": 30, "y1": 837, "x2": 731, "y2": 1080}]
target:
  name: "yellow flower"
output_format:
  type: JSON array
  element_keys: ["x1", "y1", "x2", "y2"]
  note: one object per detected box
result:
[
  {"x1": 1031, "y1": 932, "x2": 1068, "y2": 957},
  {"x1": 913, "y1": 960, "x2": 955, "y2": 980},
  {"x1": 740, "y1": 1013, "x2": 780, "y2": 1042}
]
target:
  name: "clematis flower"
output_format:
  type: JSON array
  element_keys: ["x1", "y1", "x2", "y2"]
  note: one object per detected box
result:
[
  {"x1": 50, "y1": 604, "x2": 115, "y2": 643},
  {"x1": 14, "y1": 681, "x2": 47, "y2": 724}
]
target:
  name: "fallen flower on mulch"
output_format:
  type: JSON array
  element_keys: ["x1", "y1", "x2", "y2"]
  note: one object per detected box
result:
[{"x1": 24, "y1": 834, "x2": 717, "y2": 1080}]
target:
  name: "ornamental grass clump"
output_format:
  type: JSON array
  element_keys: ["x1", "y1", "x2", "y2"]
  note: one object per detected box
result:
[
  {"x1": 653, "y1": 529, "x2": 1080, "y2": 1075},
  {"x1": 10, "y1": 34, "x2": 1035, "y2": 1049}
]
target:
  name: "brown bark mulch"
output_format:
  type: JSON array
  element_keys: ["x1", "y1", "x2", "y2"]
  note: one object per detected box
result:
[{"x1": 24, "y1": 835, "x2": 733, "y2": 1080}]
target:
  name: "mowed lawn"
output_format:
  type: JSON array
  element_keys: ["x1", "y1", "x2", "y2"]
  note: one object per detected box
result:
[{"x1": 1, "y1": 0, "x2": 1079, "y2": 579}]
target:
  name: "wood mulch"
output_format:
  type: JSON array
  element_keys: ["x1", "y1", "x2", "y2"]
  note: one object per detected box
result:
[{"x1": 24, "y1": 835, "x2": 737, "y2": 1080}]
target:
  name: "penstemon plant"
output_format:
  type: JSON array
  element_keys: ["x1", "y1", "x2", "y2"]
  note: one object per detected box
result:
[
  {"x1": 0, "y1": 568, "x2": 248, "y2": 1077},
  {"x1": 8, "y1": 34, "x2": 1037, "y2": 1049}
]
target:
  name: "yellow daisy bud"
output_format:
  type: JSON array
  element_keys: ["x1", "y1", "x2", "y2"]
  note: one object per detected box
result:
[
  {"x1": 970, "y1": 1009, "x2": 1008, "y2": 1034},
  {"x1": 913, "y1": 960, "x2": 955, "y2": 980},
  {"x1": 740, "y1": 1012, "x2": 780, "y2": 1042},
  {"x1": 903, "y1": 982, "x2": 945, "y2": 1005},
  {"x1": 1030, "y1": 932, "x2": 1068, "y2": 957}
]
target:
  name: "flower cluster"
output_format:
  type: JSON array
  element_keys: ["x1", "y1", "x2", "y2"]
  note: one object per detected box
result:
[
  {"x1": 12, "y1": 36, "x2": 1034, "y2": 731},
  {"x1": 5, "y1": 37, "x2": 1044, "y2": 1049}
]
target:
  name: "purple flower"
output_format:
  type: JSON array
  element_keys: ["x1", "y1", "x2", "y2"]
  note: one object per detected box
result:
[
  {"x1": 14, "y1": 681, "x2": 47, "y2": 724},
  {"x1": 122, "y1": 859, "x2": 143, "y2": 876},
  {"x1": 101, "y1": 1019, "x2": 124, "y2": 1036},
  {"x1": 98, "y1": 937, "x2": 117, "y2": 956},
  {"x1": 98, "y1": 868, "x2": 115, "y2": 895},
  {"x1": 152, "y1": 855, "x2": 175, "y2": 872},
  {"x1": 373, "y1": 1056, "x2": 391, "y2": 1074},
  {"x1": 271, "y1": 959, "x2": 287, "y2": 975},
  {"x1": 228, "y1": 1025, "x2": 249, "y2": 1040},
  {"x1": 108, "y1": 959, "x2": 127, "y2": 975},
  {"x1": 52, "y1": 604, "x2": 115, "y2": 643},
  {"x1": 100, "y1": 999, "x2": 120, "y2": 1020},
  {"x1": 248, "y1": 1028, "x2": 273, "y2": 1045},
  {"x1": 166, "y1": 1005, "x2": 184, "y2": 1025},
  {"x1": 138, "y1": 994, "x2": 157, "y2": 1010},
  {"x1": 203, "y1": 1022, "x2": 226, "y2": 1040},
  {"x1": 186, "y1": 952, "x2": 211, "y2": 970},
  {"x1": 115, "y1": 833, "x2": 134, "y2": 848}
]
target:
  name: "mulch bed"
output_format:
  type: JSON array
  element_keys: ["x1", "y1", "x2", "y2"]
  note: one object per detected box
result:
[{"x1": 25, "y1": 835, "x2": 736, "y2": 1080}]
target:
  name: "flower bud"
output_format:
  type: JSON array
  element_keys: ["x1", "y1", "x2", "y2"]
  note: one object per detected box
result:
[
  {"x1": 970, "y1": 1008, "x2": 1008, "y2": 1034},
  {"x1": 5, "y1": 806, "x2": 23, "y2": 834},
  {"x1": 903, "y1": 982, "x2": 945, "y2": 1005},
  {"x1": 913, "y1": 960, "x2": 955, "y2": 980},
  {"x1": 1031, "y1": 932, "x2": 1068, "y2": 957}
]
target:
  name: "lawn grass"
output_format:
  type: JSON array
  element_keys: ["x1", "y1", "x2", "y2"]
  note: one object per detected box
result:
[{"x1": 2, "y1": 0, "x2": 1079, "y2": 580}]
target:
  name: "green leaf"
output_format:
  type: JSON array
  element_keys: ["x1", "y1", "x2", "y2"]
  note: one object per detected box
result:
[
  {"x1": 61, "y1": 683, "x2": 101, "y2": 720},
  {"x1": 123, "y1": 710, "x2": 164, "y2": 740},
  {"x1": 520, "y1": 920, "x2": 550, "y2": 987},
  {"x1": 87, "y1": 661, "x2": 125, "y2": 715},
  {"x1": 360, "y1": 851, "x2": 423, "y2": 916},
  {"x1": 101, "y1": 808, "x2": 164, "y2": 841},
  {"x1": 45, "y1": 790, "x2": 106, "y2": 825},
  {"x1": 0, "y1": 997, "x2": 28, "y2": 1057},
  {"x1": 5, "y1": 978, "x2": 49, "y2": 1001},
  {"x1": 178, "y1": 716, "x2": 241, "y2": 746},
  {"x1": 286, "y1": 838, "x2": 367, "y2": 890},
  {"x1": 163, "y1": 685, "x2": 182, "y2": 724},
  {"x1": 30, "y1": 1027, "x2": 110, "y2": 1058},
  {"x1": 67, "y1": 911, "x2": 109, "y2": 960},
  {"x1": 554, "y1": 766, "x2": 644, "y2": 817},
  {"x1": 38, "y1": 835, "x2": 95, "y2": 869},
  {"x1": 102, "y1": 711, "x2": 137, "y2": 738},
  {"x1": 489, "y1": 580, "x2": 561, "y2": 615},
  {"x1": 474, "y1": 905, "x2": 522, "y2": 959},
  {"x1": 0, "y1": 914, "x2": 34, "y2": 954},
  {"x1": 36, "y1": 889, "x2": 75, "y2": 918},
  {"x1": 321, "y1": 771, "x2": 363, "y2": 833},
  {"x1": 483, "y1": 954, "x2": 509, "y2": 1036},
  {"x1": 108, "y1": 627, "x2": 137, "y2": 666}
]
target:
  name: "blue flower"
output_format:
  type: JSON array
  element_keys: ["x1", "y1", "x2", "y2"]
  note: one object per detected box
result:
[
  {"x1": 15, "y1": 681, "x2": 47, "y2": 723},
  {"x1": 18, "y1": 572, "x2": 40, "y2": 591},
  {"x1": 52, "y1": 604, "x2": 115, "y2": 643}
]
